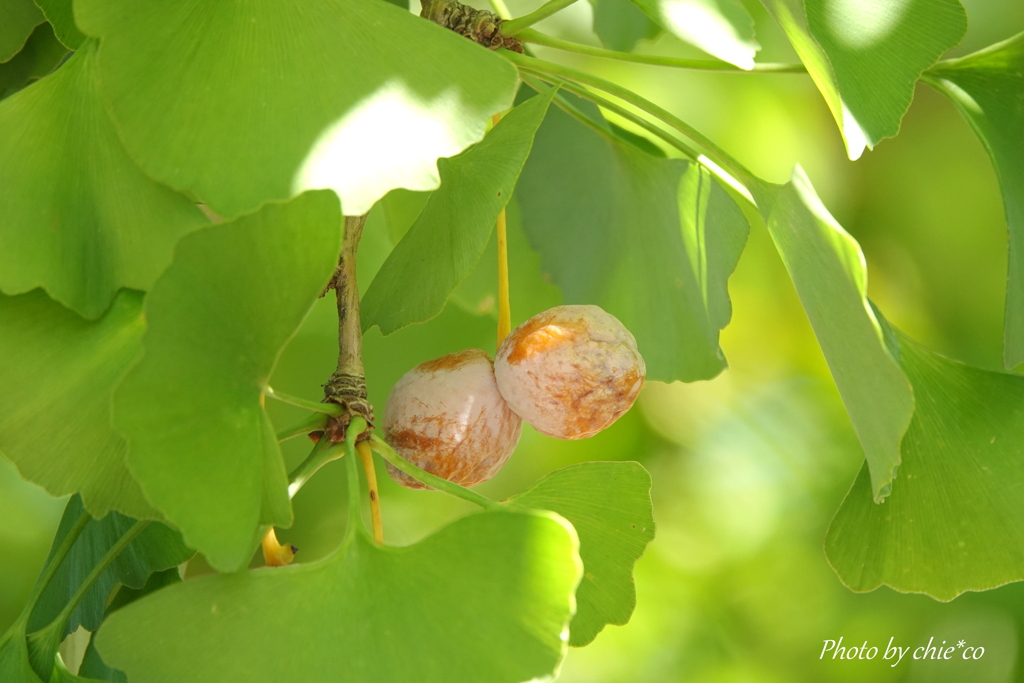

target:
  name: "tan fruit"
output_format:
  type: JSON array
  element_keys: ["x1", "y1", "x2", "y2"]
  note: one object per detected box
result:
[
  {"x1": 383, "y1": 349, "x2": 522, "y2": 489},
  {"x1": 494, "y1": 305, "x2": 645, "y2": 439}
]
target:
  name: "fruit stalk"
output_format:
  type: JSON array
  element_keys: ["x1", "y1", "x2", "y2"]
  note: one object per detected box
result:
[
  {"x1": 494, "y1": 113, "x2": 512, "y2": 348},
  {"x1": 323, "y1": 214, "x2": 375, "y2": 441}
]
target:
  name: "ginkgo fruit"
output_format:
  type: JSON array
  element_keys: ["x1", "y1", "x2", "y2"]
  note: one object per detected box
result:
[
  {"x1": 383, "y1": 348, "x2": 522, "y2": 489},
  {"x1": 494, "y1": 305, "x2": 645, "y2": 440}
]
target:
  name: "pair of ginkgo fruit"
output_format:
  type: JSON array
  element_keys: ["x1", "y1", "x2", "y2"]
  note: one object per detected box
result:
[{"x1": 383, "y1": 304, "x2": 647, "y2": 489}]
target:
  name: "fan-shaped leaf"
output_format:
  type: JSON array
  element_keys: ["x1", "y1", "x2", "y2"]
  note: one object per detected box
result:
[
  {"x1": 508, "y1": 461, "x2": 655, "y2": 647},
  {"x1": 0, "y1": 289, "x2": 154, "y2": 519},
  {"x1": 96, "y1": 511, "x2": 581, "y2": 683},
  {"x1": 827, "y1": 329, "x2": 1024, "y2": 601},
  {"x1": 113, "y1": 191, "x2": 343, "y2": 572},
  {"x1": 762, "y1": 0, "x2": 966, "y2": 158},
  {"x1": 0, "y1": 42, "x2": 207, "y2": 318},
  {"x1": 516, "y1": 96, "x2": 749, "y2": 383},
  {"x1": 75, "y1": 0, "x2": 519, "y2": 218},
  {"x1": 629, "y1": 0, "x2": 757, "y2": 68}
]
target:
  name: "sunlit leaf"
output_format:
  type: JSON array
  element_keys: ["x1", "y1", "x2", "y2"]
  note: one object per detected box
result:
[
  {"x1": 762, "y1": 0, "x2": 966, "y2": 158},
  {"x1": 362, "y1": 89, "x2": 554, "y2": 334},
  {"x1": 826, "y1": 329, "x2": 1024, "y2": 601},
  {"x1": 924, "y1": 33, "x2": 1024, "y2": 370},
  {"x1": 74, "y1": 0, "x2": 519, "y2": 218},
  {"x1": 516, "y1": 97, "x2": 749, "y2": 383},
  {"x1": 113, "y1": 191, "x2": 343, "y2": 572},
  {"x1": 96, "y1": 511, "x2": 581, "y2": 683},
  {"x1": 590, "y1": 0, "x2": 660, "y2": 53},
  {"x1": 508, "y1": 461, "x2": 655, "y2": 647},
  {"x1": 34, "y1": 0, "x2": 84, "y2": 49},
  {"x1": 0, "y1": 290, "x2": 155, "y2": 519},
  {"x1": 0, "y1": 23, "x2": 67, "y2": 100},
  {"x1": 27, "y1": 496, "x2": 192, "y2": 637},
  {"x1": 0, "y1": 42, "x2": 207, "y2": 319},
  {"x1": 749, "y1": 168, "x2": 913, "y2": 501},
  {"x1": 0, "y1": 0, "x2": 43, "y2": 62},
  {"x1": 628, "y1": 0, "x2": 758, "y2": 68}
]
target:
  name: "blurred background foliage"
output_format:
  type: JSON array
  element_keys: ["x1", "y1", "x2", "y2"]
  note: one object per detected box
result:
[{"x1": 4, "y1": 0, "x2": 1024, "y2": 680}]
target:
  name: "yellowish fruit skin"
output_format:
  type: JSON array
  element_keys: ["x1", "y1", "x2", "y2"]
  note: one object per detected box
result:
[
  {"x1": 383, "y1": 349, "x2": 522, "y2": 489},
  {"x1": 494, "y1": 305, "x2": 645, "y2": 439}
]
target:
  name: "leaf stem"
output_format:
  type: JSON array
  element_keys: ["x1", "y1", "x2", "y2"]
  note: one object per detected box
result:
[
  {"x1": 503, "y1": 50, "x2": 755, "y2": 184},
  {"x1": 288, "y1": 436, "x2": 346, "y2": 499},
  {"x1": 345, "y1": 418, "x2": 368, "y2": 537},
  {"x1": 369, "y1": 434, "x2": 503, "y2": 511},
  {"x1": 493, "y1": 113, "x2": 513, "y2": 349},
  {"x1": 27, "y1": 520, "x2": 149, "y2": 677},
  {"x1": 519, "y1": 29, "x2": 806, "y2": 73},
  {"x1": 356, "y1": 441, "x2": 384, "y2": 544},
  {"x1": 264, "y1": 387, "x2": 344, "y2": 416},
  {"x1": 276, "y1": 411, "x2": 330, "y2": 442},
  {"x1": 501, "y1": 0, "x2": 579, "y2": 35}
]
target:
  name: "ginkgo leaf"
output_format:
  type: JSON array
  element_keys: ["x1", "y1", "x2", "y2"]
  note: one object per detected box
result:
[
  {"x1": 0, "y1": 289, "x2": 155, "y2": 520},
  {"x1": 34, "y1": 0, "x2": 85, "y2": 49},
  {"x1": 362, "y1": 89, "x2": 553, "y2": 335},
  {"x1": 74, "y1": 0, "x2": 519, "y2": 218},
  {"x1": 113, "y1": 191, "x2": 343, "y2": 572},
  {"x1": 516, "y1": 95, "x2": 749, "y2": 383},
  {"x1": 0, "y1": 42, "x2": 207, "y2": 319},
  {"x1": 826, "y1": 328, "x2": 1024, "y2": 601},
  {"x1": 924, "y1": 33, "x2": 1024, "y2": 370},
  {"x1": 762, "y1": 0, "x2": 966, "y2": 159},
  {"x1": 95, "y1": 510, "x2": 581, "y2": 683},
  {"x1": 629, "y1": 0, "x2": 758, "y2": 68},
  {"x1": 508, "y1": 461, "x2": 655, "y2": 647},
  {"x1": 0, "y1": 22, "x2": 67, "y2": 100},
  {"x1": 590, "y1": 0, "x2": 660, "y2": 53},
  {"x1": 27, "y1": 496, "x2": 193, "y2": 638},
  {"x1": 0, "y1": 0, "x2": 43, "y2": 62},
  {"x1": 748, "y1": 168, "x2": 914, "y2": 501}
]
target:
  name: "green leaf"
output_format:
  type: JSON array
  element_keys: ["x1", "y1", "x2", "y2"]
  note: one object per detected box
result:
[
  {"x1": 924, "y1": 34, "x2": 1024, "y2": 370},
  {"x1": 0, "y1": 41, "x2": 207, "y2": 319},
  {"x1": 74, "y1": 0, "x2": 519, "y2": 219},
  {"x1": 0, "y1": 629, "x2": 45, "y2": 683},
  {"x1": 0, "y1": 22, "x2": 67, "y2": 100},
  {"x1": 113, "y1": 192, "x2": 342, "y2": 572},
  {"x1": 50, "y1": 657, "x2": 105, "y2": 683},
  {"x1": 362, "y1": 90, "x2": 553, "y2": 335},
  {"x1": 749, "y1": 167, "x2": 913, "y2": 501},
  {"x1": 826, "y1": 329, "x2": 1024, "y2": 601},
  {"x1": 34, "y1": 0, "x2": 85, "y2": 49},
  {"x1": 508, "y1": 461, "x2": 655, "y2": 647},
  {"x1": 26, "y1": 496, "x2": 192, "y2": 637},
  {"x1": 78, "y1": 569, "x2": 181, "y2": 683},
  {"x1": 516, "y1": 97, "x2": 749, "y2": 383},
  {"x1": 628, "y1": 0, "x2": 758, "y2": 68},
  {"x1": 0, "y1": 289, "x2": 155, "y2": 519},
  {"x1": 0, "y1": 0, "x2": 43, "y2": 62},
  {"x1": 95, "y1": 510, "x2": 581, "y2": 683},
  {"x1": 590, "y1": 0, "x2": 660, "y2": 53},
  {"x1": 762, "y1": 0, "x2": 966, "y2": 158}
]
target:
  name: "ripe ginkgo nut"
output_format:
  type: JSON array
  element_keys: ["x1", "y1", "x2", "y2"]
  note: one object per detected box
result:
[
  {"x1": 494, "y1": 305, "x2": 645, "y2": 440},
  {"x1": 383, "y1": 348, "x2": 522, "y2": 489}
]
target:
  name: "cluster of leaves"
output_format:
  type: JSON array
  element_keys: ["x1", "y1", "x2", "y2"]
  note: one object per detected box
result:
[{"x1": 0, "y1": 0, "x2": 1022, "y2": 680}]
